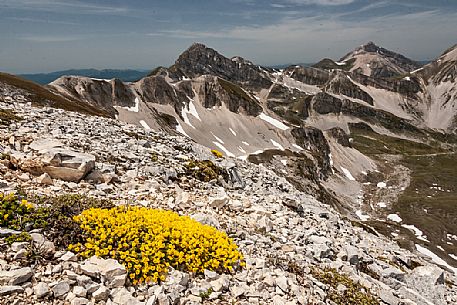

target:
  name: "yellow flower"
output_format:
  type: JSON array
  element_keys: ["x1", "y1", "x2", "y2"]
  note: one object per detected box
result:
[{"x1": 70, "y1": 206, "x2": 243, "y2": 284}]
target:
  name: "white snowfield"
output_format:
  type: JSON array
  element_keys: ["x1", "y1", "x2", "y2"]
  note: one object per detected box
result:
[
  {"x1": 340, "y1": 166, "x2": 356, "y2": 181},
  {"x1": 139, "y1": 120, "x2": 151, "y2": 130},
  {"x1": 415, "y1": 244, "x2": 457, "y2": 274},
  {"x1": 387, "y1": 214, "x2": 402, "y2": 223},
  {"x1": 258, "y1": 113, "x2": 289, "y2": 130}
]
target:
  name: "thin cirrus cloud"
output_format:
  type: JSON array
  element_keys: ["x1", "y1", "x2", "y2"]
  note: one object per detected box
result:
[
  {"x1": 285, "y1": 0, "x2": 355, "y2": 5},
  {"x1": 1, "y1": 0, "x2": 129, "y2": 15}
]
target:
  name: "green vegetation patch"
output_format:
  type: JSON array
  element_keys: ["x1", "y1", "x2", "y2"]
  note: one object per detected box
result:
[
  {"x1": 1, "y1": 193, "x2": 113, "y2": 249},
  {"x1": 311, "y1": 267, "x2": 379, "y2": 305},
  {"x1": 349, "y1": 123, "x2": 444, "y2": 156},
  {"x1": 0, "y1": 109, "x2": 22, "y2": 126},
  {"x1": 217, "y1": 78, "x2": 253, "y2": 102},
  {"x1": 183, "y1": 159, "x2": 228, "y2": 183}
]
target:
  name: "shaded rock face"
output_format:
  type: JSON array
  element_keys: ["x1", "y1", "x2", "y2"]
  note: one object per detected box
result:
[
  {"x1": 327, "y1": 127, "x2": 351, "y2": 147},
  {"x1": 173, "y1": 43, "x2": 272, "y2": 90},
  {"x1": 312, "y1": 92, "x2": 343, "y2": 115},
  {"x1": 266, "y1": 84, "x2": 311, "y2": 123},
  {"x1": 350, "y1": 73, "x2": 422, "y2": 98},
  {"x1": 192, "y1": 76, "x2": 262, "y2": 116},
  {"x1": 48, "y1": 77, "x2": 136, "y2": 117},
  {"x1": 291, "y1": 127, "x2": 332, "y2": 180},
  {"x1": 287, "y1": 67, "x2": 331, "y2": 86},
  {"x1": 325, "y1": 72, "x2": 374, "y2": 105}
]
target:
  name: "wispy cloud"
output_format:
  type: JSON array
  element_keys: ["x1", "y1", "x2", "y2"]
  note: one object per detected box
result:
[
  {"x1": 7, "y1": 16, "x2": 80, "y2": 26},
  {"x1": 18, "y1": 35, "x2": 85, "y2": 43},
  {"x1": 2, "y1": 0, "x2": 129, "y2": 15},
  {"x1": 285, "y1": 0, "x2": 355, "y2": 6}
]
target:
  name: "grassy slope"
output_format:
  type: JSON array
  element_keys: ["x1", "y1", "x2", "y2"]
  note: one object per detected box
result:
[
  {"x1": 0, "y1": 72, "x2": 110, "y2": 117},
  {"x1": 350, "y1": 124, "x2": 457, "y2": 264}
]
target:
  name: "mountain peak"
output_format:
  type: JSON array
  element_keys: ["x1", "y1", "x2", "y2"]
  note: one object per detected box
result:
[
  {"x1": 361, "y1": 41, "x2": 379, "y2": 52},
  {"x1": 339, "y1": 42, "x2": 420, "y2": 78}
]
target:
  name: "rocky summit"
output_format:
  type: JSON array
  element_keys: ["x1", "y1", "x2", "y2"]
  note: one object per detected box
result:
[{"x1": 0, "y1": 41, "x2": 457, "y2": 305}]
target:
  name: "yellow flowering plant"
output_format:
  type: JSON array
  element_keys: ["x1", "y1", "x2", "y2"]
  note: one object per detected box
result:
[{"x1": 71, "y1": 206, "x2": 244, "y2": 284}]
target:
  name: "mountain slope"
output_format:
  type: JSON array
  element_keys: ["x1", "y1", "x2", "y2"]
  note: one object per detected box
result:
[
  {"x1": 0, "y1": 72, "x2": 110, "y2": 117},
  {"x1": 45, "y1": 42, "x2": 457, "y2": 270},
  {"x1": 416, "y1": 44, "x2": 457, "y2": 132},
  {"x1": 339, "y1": 42, "x2": 421, "y2": 78},
  {"x1": 20, "y1": 68, "x2": 149, "y2": 85}
]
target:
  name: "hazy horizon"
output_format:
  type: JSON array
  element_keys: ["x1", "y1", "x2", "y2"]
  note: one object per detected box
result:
[{"x1": 1, "y1": 0, "x2": 456, "y2": 74}]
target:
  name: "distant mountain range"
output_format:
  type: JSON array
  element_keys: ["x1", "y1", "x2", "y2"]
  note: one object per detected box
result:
[{"x1": 20, "y1": 69, "x2": 150, "y2": 85}]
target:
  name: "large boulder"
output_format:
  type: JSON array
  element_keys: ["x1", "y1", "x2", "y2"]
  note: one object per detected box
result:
[
  {"x1": 12, "y1": 139, "x2": 96, "y2": 182},
  {"x1": 40, "y1": 148, "x2": 95, "y2": 182}
]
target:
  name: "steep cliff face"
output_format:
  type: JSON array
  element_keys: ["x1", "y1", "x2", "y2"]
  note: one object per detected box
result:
[{"x1": 171, "y1": 43, "x2": 272, "y2": 90}]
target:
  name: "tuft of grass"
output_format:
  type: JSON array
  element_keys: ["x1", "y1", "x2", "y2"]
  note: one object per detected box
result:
[
  {"x1": 311, "y1": 267, "x2": 379, "y2": 305},
  {"x1": 183, "y1": 159, "x2": 228, "y2": 183},
  {"x1": 0, "y1": 109, "x2": 22, "y2": 126}
]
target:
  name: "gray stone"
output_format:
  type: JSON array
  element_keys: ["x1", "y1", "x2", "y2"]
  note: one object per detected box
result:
[
  {"x1": 204, "y1": 269, "x2": 218, "y2": 280},
  {"x1": 191, "y1": 213, "x2": 220, "y2": 229},
  {"x1": 381, "y1": 267, "x2": 405, "y2": 282},
  {"x1": 276, "y1": 276, "x2": 289, "y2": 292},
  {"x1": 92, "y1": 285, "x2": 109, "y2": 301},
  {"x1": 0, "y1": 228, "x2": 21, "y2": 237},
  {"x1": 41, "y1": 148, "x2": 96, "y2": 182},
  {"x1": 37, "y1": 173, "x2": 53, "y2": 185},
  {"x1": 59, "y1": 251, "x2": 78, "y2": 262},
  {"x1": 0, "y1": 285, "x2": 24, "y2": 296},
  {"x1": 73, "y1": 286, "x2": 87, "y2": 297},
  {"x1": 0, "y1": 267, "x2": 33, "y2": 285},
  {"x1": 52, "y1": 282, "x2": 71, "y2": 299},
  {"x1": 71, "y1": 297, "x2": 90, "y2": 305},
  {"x1": 344, "y1": 245, "x2": 359, "y2": 265},
  {"x1": 34, "y1": 282, "x2": 50, "y2": 298},
  {"x1": 11, "y1": 241, "x2": 29, "y2": 252}
]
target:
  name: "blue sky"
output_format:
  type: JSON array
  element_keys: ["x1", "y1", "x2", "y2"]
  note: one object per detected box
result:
[{"x1": 1, "y1": 0, "x2": 456, "y2": 73}]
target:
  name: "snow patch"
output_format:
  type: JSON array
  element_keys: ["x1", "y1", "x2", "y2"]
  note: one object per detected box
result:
[
  {"x1": 229, "y1": 128, "x2": 237, "y2": 136},
  {"x1": 292, "y1": 144, "x2": 304, "y2": 151},
  {"x1": 387, "y1": 214, "x2": 402, "y2": 223},
  {"x1": 176, "y1": 123, "x2": 189, "y2": 138},
  {"x1": 237, "y1": 146, "x2": 246, "y2": 154},
  {"x1": 377, "y1": 202, "x2": 387, "y2": 208},
  {"x1": 212, "y1": 142, "x2": 235, "y2": 158},
  {"x1": 280, "y1": 160, "x2": 287, "y2": 166},
  {"x1": 211, "y1": 132, "x2": 224, "y2": 144},
  {"x1": 356, "y1": 210, "x2": 370, "y2": 221},
  {"x1": 117, "y1": 97, "x2": 140, "y2": 113},
  {"x1": 377, "y1": 181, "x2": 387, "y2": 188},
  {"x1": 402, "y1": 224, "x2": 428, "y2": 242},
  {"x1": 270, "y1": 139, "x2": 284, "y2": 150},
  {"x1": 340, "y1": 167, "x2": 355, "y2": 181},
  {"x1": 139, "y1": 120, "x2": 151, "y2": 130},
  {"x1": 242, "y1": 141, "x2": 250, "y2": 146},
  {"x1": 450, "y1": 254, "x2": 457, "y2": 261},
  {"x1": 415, "y1": 244, "x2": 457, "y2": 274},
  {"x1": 258, "y1": 113, "x2": 289, "y2": 130}
]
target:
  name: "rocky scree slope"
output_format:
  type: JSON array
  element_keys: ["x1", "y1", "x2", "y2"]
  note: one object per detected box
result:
[
  {"x1": 44, "y1": 42, "x2": 457, "y2": 268},
  {"x1": 1, "y1": 88, "x2": 457, "y2": 304}
]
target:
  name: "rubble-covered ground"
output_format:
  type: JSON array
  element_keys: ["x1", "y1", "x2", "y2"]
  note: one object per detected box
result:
[{"x1": 1, "y1": 94, "x2": 457, "y2": 305}]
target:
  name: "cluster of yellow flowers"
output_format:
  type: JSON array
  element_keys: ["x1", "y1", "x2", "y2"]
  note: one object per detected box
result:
[
  {"x1": 70, "y1": 206, "x2": 244, "y2": 284},
  {"x1": 211, "y1": 149, "x2": 224, "y2": 158}
]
